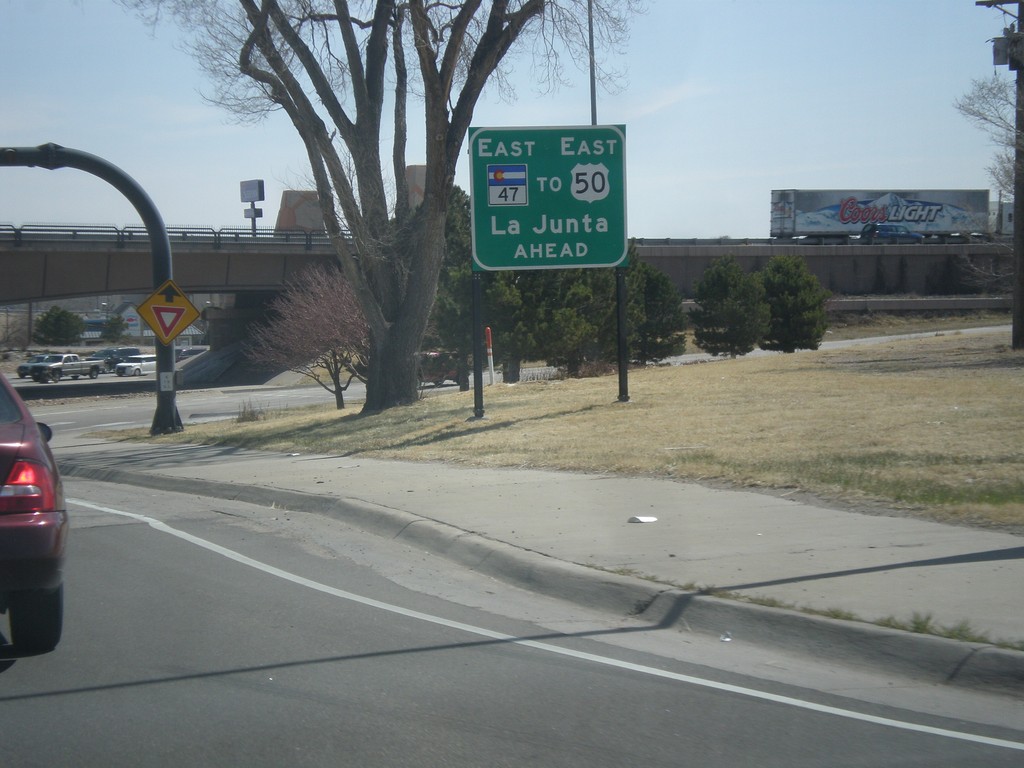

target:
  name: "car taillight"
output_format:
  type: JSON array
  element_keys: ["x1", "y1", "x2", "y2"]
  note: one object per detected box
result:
[{"x1": 0, "y1": 460, "x2": 56, "y2": 514}]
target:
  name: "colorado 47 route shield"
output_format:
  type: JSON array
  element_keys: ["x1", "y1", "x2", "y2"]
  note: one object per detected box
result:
[{"x1": 470, "y1": 125, "x2": 627, "y2": 271}]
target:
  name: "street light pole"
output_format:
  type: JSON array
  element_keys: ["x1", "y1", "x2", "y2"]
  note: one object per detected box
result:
[{"x1": 1, "y1": 143, "x2": 183, "y2": 433}]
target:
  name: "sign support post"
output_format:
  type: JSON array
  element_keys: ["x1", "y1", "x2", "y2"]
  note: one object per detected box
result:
[
  {"x1": 240, "y1": 179, "x2": 265, "y2": 238},
  {"x1": 616, "y1": 267, "x2": 629, "y2": 402},
  {"x1": 471, "y1": 273, "x2": 485, "y2": 419},
  {"x1": 469, "y1": 125, "x2": 627, "y2": 416}
]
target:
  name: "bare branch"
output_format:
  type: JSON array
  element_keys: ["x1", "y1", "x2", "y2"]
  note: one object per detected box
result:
[
  {"x1": 955, "y1": 73, "x2": 1018, "y2": 195},
  {"x1": 955, "y1": 73, "x2": 1016, "y2": 145},
  {"x1": 245, "y1": 264, "x2": 369, "y2": 408}
]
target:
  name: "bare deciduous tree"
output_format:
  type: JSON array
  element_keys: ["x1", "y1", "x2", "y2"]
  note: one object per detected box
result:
[
  {"x1": 246, "y1": 264, "x2": 369, "y2": 408},
  {"x1": 955, "y1": 74, "x2": 1016, "y2": 195},
  {"x1": 955, "y1": 72, "x2": 1023, "y2": 326},
  {"x1": 120, "y1": 0, "x2": 644, "y2": 411},
  {"x1": 1, "y1": 310, "x2": 29, "y2": 350}
]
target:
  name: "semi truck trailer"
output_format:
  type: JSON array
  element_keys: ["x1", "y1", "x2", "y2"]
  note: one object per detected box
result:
[{"x1": 770, "y1": 189, "x2": 992, "y2": 243}]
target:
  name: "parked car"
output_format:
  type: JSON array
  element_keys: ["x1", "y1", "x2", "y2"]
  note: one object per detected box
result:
[
  {"x1": 0, "y1": 373, "x2": 67, "y2": 653},
  {"x1": 16, "y1": 355, "x2": 47, "y2": 379},
  {"x1": 115, "y1": 354, "x2": 158, "y2": 377},
  {"x1": 859, "y1": 223, "x2": 924, "y2": 244}
]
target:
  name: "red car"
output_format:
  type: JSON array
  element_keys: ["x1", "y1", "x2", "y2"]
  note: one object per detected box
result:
[{"x1": 0, "y1": 373, "x2": 67, "y2": 653}]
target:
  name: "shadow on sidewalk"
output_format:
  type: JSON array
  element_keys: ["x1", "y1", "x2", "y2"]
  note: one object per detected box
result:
[{"x1": 713, "y1": 547, "x2": 1024, "y2": 593}]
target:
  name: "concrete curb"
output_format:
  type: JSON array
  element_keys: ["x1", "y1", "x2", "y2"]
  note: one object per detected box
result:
[{"x1": 61, "y1": 460, "x2": 1024, "y2": 698}]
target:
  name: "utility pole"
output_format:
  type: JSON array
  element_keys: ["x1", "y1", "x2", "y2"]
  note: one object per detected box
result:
[{"x1": 978, "y1": 0, "x2": 1024, "y2": 349}]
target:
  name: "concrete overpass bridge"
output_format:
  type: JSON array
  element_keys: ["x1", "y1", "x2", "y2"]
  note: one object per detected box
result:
[
  {"x1": 0, "y1": 224, "x2": 339, "y2": 348},
  {"x1": 0, "y1": 224, "x2": 337, "y2": 301},
  {"x1": 2, "y1": 224, "x2": 1012, "y2": 350}
]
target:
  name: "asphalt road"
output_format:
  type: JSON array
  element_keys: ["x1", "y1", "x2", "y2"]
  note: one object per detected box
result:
[
  {"x1": 9, "y1": 367, "x2": 353, "y2": 404},
  {"x1": 10, "y1": 379, "x2": 345, "y2": 437},
  {"x1": 1, "y1": 480, "x2": 1021, "y2": 766}
]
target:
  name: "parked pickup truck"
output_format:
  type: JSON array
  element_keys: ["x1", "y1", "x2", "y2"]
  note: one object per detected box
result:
[{"x1": 29, "y1": 354, "x2": 103, "y2": 383}]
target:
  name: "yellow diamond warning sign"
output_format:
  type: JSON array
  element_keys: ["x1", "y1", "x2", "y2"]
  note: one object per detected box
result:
[{"x1": 137, "y1": 279, "x2": 201, "y2": 345}]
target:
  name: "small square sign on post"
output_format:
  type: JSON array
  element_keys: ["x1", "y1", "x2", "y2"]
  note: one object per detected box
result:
[
  {"x1": 469, "y1": 125, "x2": 627, "y2": 271},
  {"x1": 240, "y1": 179, "x2": 265, "y2": 203}
]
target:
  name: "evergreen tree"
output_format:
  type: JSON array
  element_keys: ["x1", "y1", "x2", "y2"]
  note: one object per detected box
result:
[
  {"x1": 33, "y1": 306, "x2": 85, "y2": 346},
  {"x1": 428, "y1": 186, "x2": 544, "y2": 385},
  {"x1": 759, "y1": 255, "x2": 831, "y2": 352},
  {"x1": 430, "y1": 240, "x2": 688, "y2": 378},
  {"x1": 100, "y1": 315, "x2": 129, "y2": 343},
  {"x1": 629, "y1": 258, "x2": 687, "y2": 363},
  {"x1": 691, "y1": 256, "x2": 769, "y2": 357},
  {"x1": 485, "y1": 272, "x2": 540, "y2": 383},
  {"x1": 539, "y1": 269, "x2": 607, "y2": 376},
  {"x1": 426, "y1": 186, "x2": 474, "y2": 389}
]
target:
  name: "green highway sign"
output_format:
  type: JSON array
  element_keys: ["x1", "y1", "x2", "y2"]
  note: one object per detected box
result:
[{"x1": 469, "y1": 125, "x2": 627, "y2": 271}]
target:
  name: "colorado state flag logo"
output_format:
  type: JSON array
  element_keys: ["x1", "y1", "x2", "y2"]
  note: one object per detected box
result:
[
  {"x1": 487, "y1": 164, "x2": 528, "y2": 206},
  {"x1": 488, "y1": 164, "x2": 527, "y2": 185}
]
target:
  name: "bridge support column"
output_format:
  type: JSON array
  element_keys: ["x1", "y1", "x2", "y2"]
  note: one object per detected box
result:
[
  {"x1": 204, "y1": 309, "x2": 265, "y2": 349},
  {"x1": 203, "y1": 292, "x2": 279, "y2": 350}
]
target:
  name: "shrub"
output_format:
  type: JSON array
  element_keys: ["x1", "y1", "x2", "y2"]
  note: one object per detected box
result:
[
  {"x1": 32, "y1": 306, "x2": 85, "y2": 346},
  {"x1": 759, "y1": 255, "x2": 830, "y2": 352},
  {"x1": 691, "y1": 255, "x2": 769, "y2": 357},
  {"x1": 630, "y1": 260, "x2": 687, "y2": 363}
]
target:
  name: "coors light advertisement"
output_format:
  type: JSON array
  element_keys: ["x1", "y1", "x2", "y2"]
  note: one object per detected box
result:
[{"x1": 771, "y1": 189, "x2": 989, "y2": 237}]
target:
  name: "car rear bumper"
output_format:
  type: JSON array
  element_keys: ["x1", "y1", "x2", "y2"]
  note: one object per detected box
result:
[{"x1": 0, "y1": 511, "x2": 68, "y2": 592}]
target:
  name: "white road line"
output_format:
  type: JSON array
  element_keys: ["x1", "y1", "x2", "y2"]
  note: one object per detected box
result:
[{"x1": 69, "y1": 497, "x2": 1024, "y2": 753}]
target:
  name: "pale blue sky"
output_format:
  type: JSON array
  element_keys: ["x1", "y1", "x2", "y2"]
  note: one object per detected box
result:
[{"x1": 0, "y1": 0, "x2": 1011, "y2": 237}]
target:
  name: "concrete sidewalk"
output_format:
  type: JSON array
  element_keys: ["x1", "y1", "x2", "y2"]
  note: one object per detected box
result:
[{"x1": 55, "y1": 436, "x2": 1024, "y2": 695}]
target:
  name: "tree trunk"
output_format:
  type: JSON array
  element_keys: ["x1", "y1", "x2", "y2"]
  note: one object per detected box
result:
[
  {"x1": 329, "y1": 368, "x2": 346, "y2": 410},
  {"x1": 363, "y1": 330, "x2": 421, "y2": 411},
  {"x1": 504, "y1": 358, "x2": 522, "y2": 383},
  {"x1": 361, "y1": 210, "x2": 448, "y2": 412}
]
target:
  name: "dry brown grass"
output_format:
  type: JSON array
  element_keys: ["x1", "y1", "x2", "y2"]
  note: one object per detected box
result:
[{"x1": 135, "y1": 327, "x2": 1024, "y2": 532}]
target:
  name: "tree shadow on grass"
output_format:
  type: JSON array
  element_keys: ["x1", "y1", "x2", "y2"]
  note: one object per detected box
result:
[{"x1": 337, "y1": 404, "x2": 606, "y2": 455}]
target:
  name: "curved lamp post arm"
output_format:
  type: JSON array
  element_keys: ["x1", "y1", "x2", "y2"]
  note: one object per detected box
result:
[{"x1": 2, "y1": 143, "x2": 182, "y2": 433}]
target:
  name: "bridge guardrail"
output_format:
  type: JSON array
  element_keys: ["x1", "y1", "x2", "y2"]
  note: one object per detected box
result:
[{"x1": 0, "y1": 224, "x2": 338, "y2": 251}]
